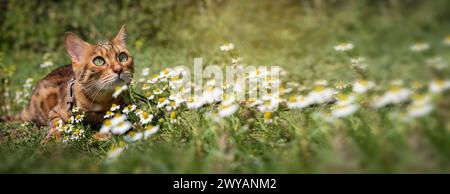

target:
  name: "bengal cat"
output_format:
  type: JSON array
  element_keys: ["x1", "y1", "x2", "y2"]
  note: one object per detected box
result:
[{"x1": 0, "y1": 25, "x2": 134, "y2": 143}]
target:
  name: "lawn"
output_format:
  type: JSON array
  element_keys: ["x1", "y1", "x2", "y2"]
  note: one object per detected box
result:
[{"x1": 0, "y1": 0, "x2": 449, "y2": 173}]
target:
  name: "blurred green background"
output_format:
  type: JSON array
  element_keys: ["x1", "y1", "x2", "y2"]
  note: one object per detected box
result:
[{"x1": 1, "y1": 0, "x2": 450, "y2": 83}]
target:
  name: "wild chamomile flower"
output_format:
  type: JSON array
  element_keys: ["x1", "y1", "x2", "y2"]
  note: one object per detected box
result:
[
  {"x1": 353, "y1": 80, "x2": 375, "y2": 93},
  {"x1": 112, "y1": 85, "x2": 128, "y2": 98},
  {"x1": 231, "y1": 57, "x2": 242, "y2": 64},
  {"x1": 124, "y1": 131, "x2": 144, "y2": 142},
  {"x1": 72, "y1": 114, "x2": 85, "y2": 123},
  {"x1": 307, "y1": 85, "x2": 336, "y2": 104},
  {"x1": 331, "y1": 104, "x2": 360, "y2": 118},
  {"x1": 406, "y1": 94, "x2": 434, "y2": 119},
  {"x1": 153, "y1": 88, "x2": 163, "y2": 95},
  {"x1": 218, "y1": 97, "x2": 239, "y2": 118},
  {"x1": 257, "y1": 98, "x2": 279, "y2": 112},
  {"x1": 107, "y1": 142, "x2": 126, "y2": 161},
  {"x1": 335, "y1": 82, "x2": 349, "y2": 90},
  {"x1": 245, "y1": 97, "x2": 262, "y2": 108},
  {"x1": 137, "y1": 111, "x2": 153, "y2": 125},
  {"x1": 39, "y1": 60, "x2": 54, "y2": 68},
  {"x1": 335, "y1": 93, "x2": 357, "y2": 106},
  {"x1": 443, "y1": 35, "x2": 450, "y2": 46},
  {"x1": 263, "y1": 112, "x2": 273, "y2": 124},
  {"x1": 144, "y1": 125, "x2": 160, "y2": 138},
  {"x1": 429, "y1": 79, "x2": 450, "y2": 93},
  {"x1": 410, "y1": 42, "x2": 430, "y2": 52},
  {"x1": 148, "y1": 74, "x2": 159, "y2": 84},
  {"x1": 186, "y1": 96, "x2": 205, "y2": 109},
  {"x1": 24, "y1": 78, "x2": 34, "y2": 88},
  {"x1": 334, "y1": 42, "x2": 354, "y2": 52},
  {"x1": 169, "y1": 92, "x2": 185, "y2": 104},
  {"x1": 142, "y1": 83, "x2": 151, "y2": 90},
  {"x1": 286, "y1": 95, "x2": 312, "y2": 109},
  {"x1": 170, "y1": 111, "x2": 178, "y2": 123},
  {"x1": 110, "y1": 103, "x2": 121, "y2": 112},
  {"x1": 122, "y1": 104, "x2": 137, "y2": 115},
  {"x1": 100, "y1": 114, "x2": 131, "y2": 135},
  {"x1": 219, "y1": 43, "x2": 235, "y2": 51},
  {"x1": 165, "y1": 101, "x2": 180, "y2": 111},
  {"x1": 372, "y1": 86, "x2": 411, "y2": 109},
  {"x1": 111, "y1": 120, "x2": 132, "y2": 135},
  {"x1": 202, "y1": 87, "x2": 222, "y2": 104},
  {"x1": 142, "y1": 67, "x2": 150, "y2": 76},
  {"x1": 157, "y1": 97, "x2": 170, "y2": 108},
  {"x1": 71, "y1": 106, "x2": 80, "y2": 113},
  {"x1": 145, "y1": 91, "x2": 154, "y2": 100}
]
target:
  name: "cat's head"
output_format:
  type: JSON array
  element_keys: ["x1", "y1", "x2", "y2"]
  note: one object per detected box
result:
[{"x1": 64, "y1": 25, "x2": 133, "y2": 90}]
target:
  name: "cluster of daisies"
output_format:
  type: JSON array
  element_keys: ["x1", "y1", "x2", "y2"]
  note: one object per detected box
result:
[
  {"x1": 55, "y1": 107, "x2": 86, "y2": 143},
  {"x1": 98, "y1": 41, "x2": 450, "y2": 160}
]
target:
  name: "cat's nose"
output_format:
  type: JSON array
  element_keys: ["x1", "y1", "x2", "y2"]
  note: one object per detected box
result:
[{"x1": 113, "y1": 66, "x2": 123, "y2": 75}]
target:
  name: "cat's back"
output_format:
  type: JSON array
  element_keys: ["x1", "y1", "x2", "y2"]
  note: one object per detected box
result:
[
  {"x1": 41, "y1": 64, "x2": 74, "y2": 86},
  {"x1": 23, "y1": 64, "x2": 74, "y2": 125}
]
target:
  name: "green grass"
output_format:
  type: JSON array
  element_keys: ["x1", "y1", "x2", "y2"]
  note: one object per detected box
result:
[{"x1": 0, "y1": 1, "x2": 449, "y2": 173}]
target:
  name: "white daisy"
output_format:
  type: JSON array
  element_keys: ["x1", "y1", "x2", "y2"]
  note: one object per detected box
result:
[
  {"x1": 410, "y1": 42, "x2": 430, "y2": 52},
  {"x1": 124, "y1": 131, "x2": 143, "y2": 142},
  {"x1": 138, "y1": 111, "x2": 153, "y2": 125},
  {"x1": 153, "y1": 88, "x2": 164, "y2": 95},
  {"x1": 353, "y1": 80, "x2": 375, "y2": 93},
  {"x1": 122, "y1": 104, "x2": 137, "y2": 115},
  {"x1": 334, "y1": 42, "x2": 354, "y2": 52},
  {"x1": 335, "y1": 93, "x2": 357, "y2": 106},
  {"x1": 331, "y1": 104, "x2": 360, "y2": 118},
  {"x1": 407, "y1": 104, "x2": 433, "y2": 118},
  {"x1": 286, "y1": 95, "x2": 312, "y2": 109},
  {"x1": 218, "y1": 104, "x2": 239, "y2": 118},
  {"x1": 111, "y1": 121, "x2": 132, "y2": 135},
  {"x1": 406, "y1": 94, "x2": 434, "y2": 118},
  {"x1": 165, "y1": 101, "x2": 180, "y2": 111},
  {"x1": 107, "y1": 147, "x2": 125, "y2": 160},
  {"x1": 372, "y1": 86, "x2": 411, "y2": 109},
  {"x1": 257, "y1": 98, "x2": 279, "y2": 112},
  {"x1": 145, "y1": 91, "x2": 154, "y2": 100},
  {"x1": 157, "y1": 97, "x2": 170, "y2": 108},
  {"x1": 99, "y1": 114, "x2": 128, "y2": 133},
  {"x1": 429, "y1": 79, "x2": 450, "y2": 93},
  {"x1": 142, "y1": 67, "x2": 150, "y2": 76},
  {"x1": 186, "y1": 96, "x2": 205, "y2": 110},
  {"x1": 112, "y1": 85, "x2": 128, "y2": 98},
  {"x1": 307, "y1": 85, "x2": 336, "y2": 104},
  {"x1": 201, "y1": 87, "x2": 222, "y2": 104},
  {"x1": 110, "y1": 104, "x2": 121, "y2": 112},
  {"x1": 219, "y1": 43, "x2": 235, "y2": 51},
  {"x1": 144, "y1": 125, "x2": 160, "y2": 138},
  {"x1": 263, "y1": 112, "x2": 273, "y2": 124},
  {"x1": 40, "y1": 61, "x2": 54, "y2": 68}
]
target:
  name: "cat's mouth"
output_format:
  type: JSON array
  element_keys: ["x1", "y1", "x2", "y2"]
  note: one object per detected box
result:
[{"x1": 99, "y1": 73, "x2": 132, "y2": 90}]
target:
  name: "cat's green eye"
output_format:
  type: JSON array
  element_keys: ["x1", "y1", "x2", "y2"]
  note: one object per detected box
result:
[
  {"x1": 93, "y1": 56, "x2": 105, "y2": 66},
  {"x1": 118, "y1": 52, "x2": 128, "y2": 63}
]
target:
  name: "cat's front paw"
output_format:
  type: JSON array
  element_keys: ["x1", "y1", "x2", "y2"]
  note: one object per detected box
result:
[{"x1": 41, "y1": 127, "x2": 62, "y2": 145}]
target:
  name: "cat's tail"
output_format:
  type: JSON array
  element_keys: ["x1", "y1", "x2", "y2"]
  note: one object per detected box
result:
[
  {"x1": 0, "y1": 114, "x2": 21, "y2": 122},
  {"x1": 0, "y1": 110, "x2": 26, "y2": 122}
]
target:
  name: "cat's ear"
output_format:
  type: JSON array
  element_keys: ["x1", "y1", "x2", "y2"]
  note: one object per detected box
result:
[
  {"x1": 64, "y1": 32, "x2": 91, "y2": 63},
  {"x1": 112, "y1": 25, "x2": 127, "y2": 47}
]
